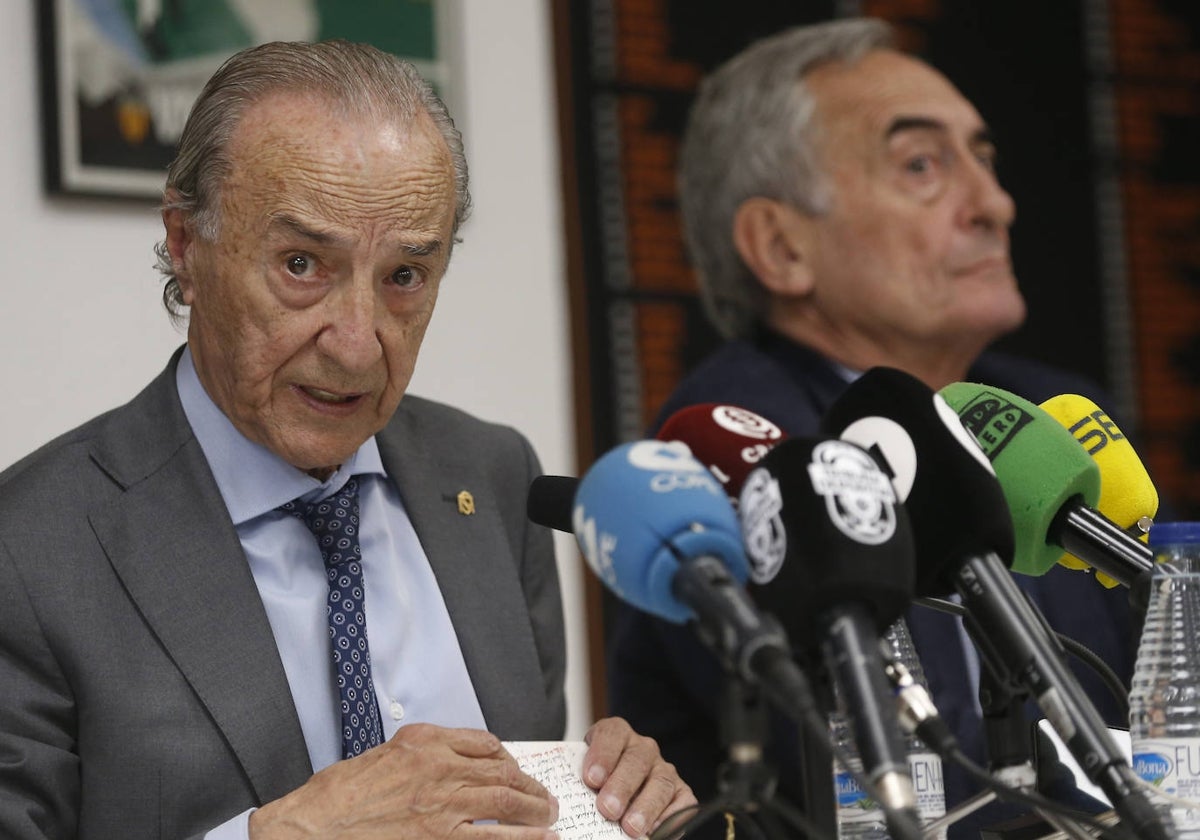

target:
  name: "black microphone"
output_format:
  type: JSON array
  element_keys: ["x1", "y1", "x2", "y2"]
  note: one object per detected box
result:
[
  {"x1": 526, "y1": 474, "x2": 577, "y2": 532},
  {"x1": 821, "y1": 367, "x2": 1172, "y2": 840},
  {"x1": 739, "y1": 435, "x2": 921, "y2": 827}
]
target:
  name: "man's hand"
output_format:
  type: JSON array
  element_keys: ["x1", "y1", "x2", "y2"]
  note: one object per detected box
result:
[
  {"x1": 249, "y1": 724, "x2": 558, "y2": 839},
  {"x1": 581, "y1": 717, "x2": 697, "y2": 838}
]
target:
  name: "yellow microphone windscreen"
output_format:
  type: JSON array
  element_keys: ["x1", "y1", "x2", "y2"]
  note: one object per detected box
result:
[{"x1": 1040, "y1": 393, "x2": 1158, "y2": 587}]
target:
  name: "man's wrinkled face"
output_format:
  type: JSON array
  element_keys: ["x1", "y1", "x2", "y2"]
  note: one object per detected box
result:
[
  {"x1": 168, "y1": 93, "x2": 457, "y2": 476},
  {"x1": 801, "y1": 49, "x2": 1026, "y2": 351}
]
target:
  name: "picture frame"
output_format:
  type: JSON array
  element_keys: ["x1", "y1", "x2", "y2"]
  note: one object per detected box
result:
[{"x1": 37, "y1": 0, "x2": 454, "y2": 199}]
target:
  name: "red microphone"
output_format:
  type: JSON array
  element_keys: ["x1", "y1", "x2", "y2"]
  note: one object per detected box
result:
[{"x1": 655, "y1": 404, "x2": 788, "y2": 501}]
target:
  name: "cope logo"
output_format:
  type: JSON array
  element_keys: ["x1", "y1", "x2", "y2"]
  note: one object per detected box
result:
[
  {"x1": 807, "y1": 440, "x2": 897, "y2": 545},
  {"x1": 627, "y1": 440, "x2": 720, "y2": 495},
  {"x1": 711, "y1": 405, "x2": 783, "y2": 442},
  {"x1": 955, "y1": 391, "x2": 1032, "y2": 460},
  {"x1": 738, "y1": 468, "x2": 786, "y2": 583},
  {"x1": 1133, "y1": 752, "x2": 1172, "y2": 786}
]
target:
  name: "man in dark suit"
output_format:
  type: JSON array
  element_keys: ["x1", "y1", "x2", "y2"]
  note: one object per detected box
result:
[
  {"x1": 607, "y1": 18, "x2": 1135, "y2": 839},
  {"x1": 0, "y1": 40, "x2": 693, "y2": 839}
]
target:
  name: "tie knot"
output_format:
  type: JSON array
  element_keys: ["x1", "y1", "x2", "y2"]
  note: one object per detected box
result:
[{"x1": 280, "y1": 477, "x2": 361, "y2": 568}]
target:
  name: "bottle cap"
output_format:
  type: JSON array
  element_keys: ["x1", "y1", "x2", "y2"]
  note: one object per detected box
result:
[{"x1": 1148, "y1": 521, "x2": 1200, "y2": 547}]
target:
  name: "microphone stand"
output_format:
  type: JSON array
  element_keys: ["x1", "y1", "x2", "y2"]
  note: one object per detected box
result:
[
  {"x1": 924, "y1": 660, "x2": 1104, "y2": 840},
  {"x1": 665, "y1": 674, "x2": 827, "y2": 840}
]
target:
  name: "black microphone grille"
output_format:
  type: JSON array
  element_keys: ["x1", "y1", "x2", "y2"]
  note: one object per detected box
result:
[{"x1": 526, "y1": 475, "x2": 578, "y2": 533}]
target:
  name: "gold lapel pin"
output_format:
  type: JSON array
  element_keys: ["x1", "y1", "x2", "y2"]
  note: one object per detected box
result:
[{"x1": 457, "y1": 490, "x2": 476, "y2": 516}]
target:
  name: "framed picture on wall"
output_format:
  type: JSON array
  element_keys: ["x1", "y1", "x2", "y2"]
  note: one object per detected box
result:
[{"x1": 37, "y1": 0, "x2": 454, "y2": 199}]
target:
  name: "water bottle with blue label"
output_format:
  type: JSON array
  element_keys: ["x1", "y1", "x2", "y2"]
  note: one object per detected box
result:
[
  {"x1": 1129, "y1": 521, "x2": 1200, "y2": 837},
  {"x1": 830, "y1": 706, "x2": 890, "y2": 840}
]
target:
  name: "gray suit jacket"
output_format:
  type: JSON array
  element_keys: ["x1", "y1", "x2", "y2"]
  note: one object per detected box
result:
[{"x1": 0, "y1": 351, "x2": 567, "y2": 839}]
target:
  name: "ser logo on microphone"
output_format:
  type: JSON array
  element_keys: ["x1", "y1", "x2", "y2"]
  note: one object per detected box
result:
[
  {"x1": 1067, "y1": 410, "x2": 1126, "y2": 455},
  {"x1": 807, "y1": 440, "x2": 897, "y2": 545}
]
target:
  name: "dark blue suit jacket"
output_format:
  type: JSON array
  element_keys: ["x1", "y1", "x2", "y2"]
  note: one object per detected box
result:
[{"x1": 607, "y1": 330, "x2": 1136, "y2": 838}]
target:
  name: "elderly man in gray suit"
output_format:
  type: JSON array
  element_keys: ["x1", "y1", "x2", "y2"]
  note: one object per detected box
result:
[{"x1": 0, "y1": 40, "x2": 694, "y2": 840}]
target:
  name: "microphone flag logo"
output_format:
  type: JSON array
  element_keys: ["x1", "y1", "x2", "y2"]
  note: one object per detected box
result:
[
  {"x1": 573, "y1": 505, "x2": 620, "y2": 596},
  {"x1": 626, "y1": 440, "x2": 723, "y2": 495},
  {"x1": 739, "y1": 468, "x2": 786, "y2": 583},
  {"x1": 951, "y1": 390, "x2": 1033, "y2": 461},
  {"x1": 807, "y1": 440, "x2": 897, "y2": 545},
  {"x1": 711, "y1": 405, "x2": 784, "y2": 441},
  {"x1": 839, "y1": 415, "x2": 918, "y2": 501}
]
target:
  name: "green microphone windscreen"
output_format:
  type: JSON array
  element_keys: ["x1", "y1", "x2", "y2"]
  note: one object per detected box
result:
[
  {"x1": 1040, "y1": 393, "x2": 1157, "y2": 587},
  {"x1": 939, "y1": 383, "x2": 1101, "y2": 576}
]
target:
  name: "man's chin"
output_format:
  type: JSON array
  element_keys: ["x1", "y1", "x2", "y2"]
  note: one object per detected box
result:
[
  {"x1": 965, "y1": 293, "x2": 1027, "y2": 343},
  {"x1": 277, "y1": 441, "x2": 364, "y2": 479}
]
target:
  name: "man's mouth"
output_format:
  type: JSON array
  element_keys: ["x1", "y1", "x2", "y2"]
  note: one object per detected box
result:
[
  {"x1": 299, "y1": 385, "x2": 363, "y2": 405},
  {"x1": 953, "y1": 256, "x2": 1011, "y2": 278}
]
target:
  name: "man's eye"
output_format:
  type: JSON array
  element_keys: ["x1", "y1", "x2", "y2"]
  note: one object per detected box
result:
[
  {"x1": 905, "y1": 155, "x2": 935, "y2": 176},
  {"x1": 285, "y1": 254, "x2": 317, "y2": 278},
  {"x1": 390, "y1": 266, "x2": 422, "y2": 288}
]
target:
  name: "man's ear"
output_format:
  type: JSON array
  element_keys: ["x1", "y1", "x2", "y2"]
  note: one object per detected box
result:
[
  {"x1": 162, "y1": 191, "x2": 198, "y2": 305},
  {"x1": 731, "y1": 197, "x2": 816, "y2": 297}
]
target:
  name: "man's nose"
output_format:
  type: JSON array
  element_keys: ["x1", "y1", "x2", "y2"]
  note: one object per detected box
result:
[
  {"x1": 317, "y1": 277, "x2": 384, "y2": 372},
  {"x1": 962, "y1": 160, "x2": 1016, "y2": 232}
]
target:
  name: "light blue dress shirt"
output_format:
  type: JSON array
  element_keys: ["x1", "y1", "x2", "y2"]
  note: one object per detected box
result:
[{"x1": 174, "y1": 349, "x2": 487, "y2": 839}]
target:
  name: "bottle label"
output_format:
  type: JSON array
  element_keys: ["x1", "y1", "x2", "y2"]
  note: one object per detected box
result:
[
  {"x1": 834, "y1": 767, "x2": 878, "y2": 810},
  {"x1": 832, "y1": 760, "x2": 887, "y2": 835},
  {"x1": 1133, "y1": 738, "x2": 1200, "y2": 831},
  {"x1": 910, "y1": 751, "x2": 946, "y2": 839}
]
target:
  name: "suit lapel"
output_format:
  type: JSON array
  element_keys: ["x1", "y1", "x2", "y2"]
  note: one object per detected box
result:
[
  {"x1": 376, "y1": 401, "x2": 546, "y2": 736},
  {"x1": 87, "y1": 354, "x2": 312, "y2": 803}
]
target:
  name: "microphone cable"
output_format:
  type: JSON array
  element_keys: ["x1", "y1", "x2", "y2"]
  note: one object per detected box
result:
[
  {"x1": 915, "y1": 596, "x2": 1130, "y2": 720},
  {"x1": 885, "y1": 651, "x2": 1137, "y2": 840},
  {"x1": 936, "y1": 746, "x2": 1135, "y2": 840}
]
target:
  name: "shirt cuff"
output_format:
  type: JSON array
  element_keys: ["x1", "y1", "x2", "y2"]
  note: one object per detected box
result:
[{"x1": 203, "y1": 807, "x2": 254, "y2": 840}]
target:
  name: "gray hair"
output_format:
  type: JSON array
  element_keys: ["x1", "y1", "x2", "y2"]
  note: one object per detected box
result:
[
  {"x1": 153, "y1": 39, "x2": 471, "y2": 323},
  {"x1": 678, "y1": 18, "x2": 894, "y2": 339}
]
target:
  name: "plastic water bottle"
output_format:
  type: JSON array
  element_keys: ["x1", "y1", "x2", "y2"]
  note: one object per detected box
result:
[
  {"x1": 1129, "y1": 521, "x2": 1200, "y2": 838},
  {"x1": 830, "y1": 705, "x2": 889, "y2": 839},
  {"x1": 830, "y1": 619, "x2": 946, "y2": 839},
  {"x1": 885, "y1": 619, "x2": 947, "y2": 840}
]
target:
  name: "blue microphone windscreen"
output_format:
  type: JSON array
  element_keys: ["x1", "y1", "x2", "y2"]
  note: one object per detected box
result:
[{"x1": 573, "y1": 440, "x2": 749, "y2": 624}]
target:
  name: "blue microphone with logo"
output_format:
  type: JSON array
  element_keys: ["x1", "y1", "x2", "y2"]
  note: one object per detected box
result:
[
  {"x1": 567, "y1": 440, "x2": 819, "y2": 719},
  {"x1": 571, "y1": 439, "x2": 748, "y2": 623}
]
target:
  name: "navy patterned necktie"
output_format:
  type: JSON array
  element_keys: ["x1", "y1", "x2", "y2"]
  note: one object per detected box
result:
[{"x1": 280, "y1": 477, "x2": 384, "y2": 758}]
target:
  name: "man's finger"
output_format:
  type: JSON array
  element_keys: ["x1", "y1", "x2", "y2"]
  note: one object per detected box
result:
[
  {"x1": 581, "y1": 717, "x2": 637, "y2": 791},
  {"x1": 450, "y1": 782, "x2": 559, "y2": 828}
]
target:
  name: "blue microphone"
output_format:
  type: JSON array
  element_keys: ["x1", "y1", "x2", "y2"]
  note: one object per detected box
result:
[
  {"x1": 571, "y1": 439, "x2": 748, "y2": 624},
  {"x1": 568, "y1": 440, "x2": 816, "y2": 715}
]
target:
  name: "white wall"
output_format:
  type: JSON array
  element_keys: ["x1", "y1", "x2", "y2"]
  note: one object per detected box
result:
[{"x1": 0, "y1": 1, "x2": 589, "y2": 738}]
